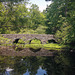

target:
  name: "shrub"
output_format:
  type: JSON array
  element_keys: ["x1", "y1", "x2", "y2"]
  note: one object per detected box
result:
[
  {"x1": 30, "y1": 38, "x2": 42, "y2": 44},
  {"x1": 0, "y1": 35, "x2": 12, "y2": 46}
]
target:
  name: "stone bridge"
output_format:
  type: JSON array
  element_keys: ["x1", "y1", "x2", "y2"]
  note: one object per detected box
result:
[
  {"x1": 1, "y1": 34, "x2": 56, "y2": 44},
  {"x1": 0, "y1": 34, "x2": 57, "y2": 56}
]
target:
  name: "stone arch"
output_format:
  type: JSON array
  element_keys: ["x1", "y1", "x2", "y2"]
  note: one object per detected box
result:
[
  {"x1": 29, "y1": 38, "x2": 42, "y2": 44},
  {"x1": 47, "y1": 39, "x2": 57, "y2": 43}
]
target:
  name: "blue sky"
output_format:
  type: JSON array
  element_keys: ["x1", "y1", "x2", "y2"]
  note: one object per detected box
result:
[{"x1": 28, "y1": 0, "x2": 52, "y2": 12}]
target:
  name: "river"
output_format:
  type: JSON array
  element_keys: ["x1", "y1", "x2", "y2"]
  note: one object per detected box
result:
[{"x1": 0, "y1": 51, "x2": 75, "y2": 75}]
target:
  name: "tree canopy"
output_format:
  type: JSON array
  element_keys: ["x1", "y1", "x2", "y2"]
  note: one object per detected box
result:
[
  {"x1": 0, "y1": 0, "x2": 75, "y2": 47},
  {"x1": 45, "y1": 0, "x2": 75, "y2": 45}
]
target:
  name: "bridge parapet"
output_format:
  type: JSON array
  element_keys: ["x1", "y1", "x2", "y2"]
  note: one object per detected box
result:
[{"x1": 1, "y1": 34, "x2": 56, "y2": 44}]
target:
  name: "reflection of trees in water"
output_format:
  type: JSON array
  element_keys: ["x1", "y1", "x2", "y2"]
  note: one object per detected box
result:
[
  {"x1": 0, "y1": 56, "x2": 15, "y2": 74},
  {"x1": 43, "y1": 52, "x2": 75, "y2": 75},
  {"x1": 0, "y1": 56, "x2": 42, "y2": 75},
  {"x1": 0, "y1": 52, "x2": 75, "y2": 75},
  {"x1": 13, "y1": 56, "x2": 40, "y2": 75}
]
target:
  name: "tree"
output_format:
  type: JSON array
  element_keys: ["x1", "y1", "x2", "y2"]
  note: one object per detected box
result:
[
  {"x1": 0, "y1": 2, "x2": 9, "y2": 33},
  {"x1": 11, "y1": 4, "x2": 29, "y2": 32},
  {"x1": 29, "y1": 4, "x2": 45, "y2": 30},
  {"x1": 0, "y1": 0, "x2": 30, "y2": 33},
  {"x1": 45, "y1": 0, "x2": 75, "y2": 46},
  {"x1": 45, "y1": 0, "x2": 67, "y2": 34}
]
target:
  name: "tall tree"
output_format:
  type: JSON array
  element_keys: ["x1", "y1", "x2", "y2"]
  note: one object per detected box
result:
[
  {"x1": 29, "y1": 4, "x2": 45, "y2": 30},
  {"x1": 45, "y1": 0, "x2": 67, "y2": 34},
  {"x1": 0, "y1": 0, "x2": 29, "y2": 33},
  {"x1": 45, "y1": 0, "x2": 75, "y2": 46}
]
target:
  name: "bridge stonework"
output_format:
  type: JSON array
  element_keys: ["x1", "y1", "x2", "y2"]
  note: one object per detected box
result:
[{"x1": 1, "y1": 34, "x2": 56, "y2": 44}]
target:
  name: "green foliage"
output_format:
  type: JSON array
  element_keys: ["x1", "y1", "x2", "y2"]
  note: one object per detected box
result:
[
  {"x1": 43, "y1": 43, "x2": 67, "y2": 50},
  {"x1": 25, "y1": 43, "x2": 67, "y2": 50},
  {"x1": 55, "y1": 21, "x2": 72, "y2": 44},
  {"x1": 5, "y1": 30, "x2": 16, "y2": 34},
  {"x1": 0, "y1": 35, "x2": 68, "y2": 51},
  {"x1": 45, "y1": 0, "x2": 65, "y2": 34},
  {"x1": 19, "y1": 28, "x2": 37, "y2": 34},
  {"x1": 0, "y1": 0, "x2": 75, "y2": 49},
  {"x1": 30, "y1": 39, "x2": 41, "y2": 44},
  {"x1": 0, "y1": 3, "x2": 8, "y2": 33},
  {"x1": 29, "y1": 4, "x2": 46, "y2": 30},
  {"x1": 0, "y1": 2, "x2": 46, "y2": 34},
  {"x1": 14, "y1": 43, "x2": 68, "y2": 51},
  {"x1": 0, "y1": 35, "x2": 12, "y2": 45},
  {"x1": 45, "y1": 0, "x2": 75, "y2": 47},
  {"x1": 35, "y1": 25, "x2": 47, "y2": 34},
  {"x1": 19, "y1": 25, "x2": 47, "y2": 34},
  {"x1": 18, "y1": 39, "x2": 25, "y2": 44},
  {"x1": 25, "y1": 44, "x2": 42, "y2": 50}
]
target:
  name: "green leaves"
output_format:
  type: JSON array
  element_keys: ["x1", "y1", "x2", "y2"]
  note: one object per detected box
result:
[
  {"x1": 45, "y1": 0, "x2": 75, "y2": 46},
  {"x1": 0, "y1": 35, "x2": 12, "y2": 45},
  {"x1": 0, "y1": 1, "x2": 46, "y2": 34}
]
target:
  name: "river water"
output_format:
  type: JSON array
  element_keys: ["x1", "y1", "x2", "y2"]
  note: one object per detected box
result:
[{"x1": 0, "y1": 51, "x2": 75, "y2": 75}]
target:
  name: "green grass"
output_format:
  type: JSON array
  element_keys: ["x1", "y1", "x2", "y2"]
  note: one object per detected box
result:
[
  {"x1": 43, "y1": 43, "x2": 67, "y2": 50},
  {"x1": 25, "y1": 44, "x2": 42, "y2": 49},
  {"x1": 30, "y1": 39, "x2": 41, "y2": 44},
  {"x1": 25, "y1": 43, "x2": 67, "y2": 50},
  {"x1": 15, "y1": 38, "x2": 67, "y2": 50},
  {"x1": 0, "y1": 36, "x2": 68, "y2": 51},
  {"x1": 0, "y1": 43, "x2": 68, "y2": 51}
]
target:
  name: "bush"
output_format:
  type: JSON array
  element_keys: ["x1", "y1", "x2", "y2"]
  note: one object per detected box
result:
[
  {"x1": 30, "y1": 38, "x2": 42, "y2": 44},
  {"x1": 18, "y1": 39, "x2": 25, "y2": 44},
  {"x1": 0, "y1": 35, "x2": 12, "y2": 46}
]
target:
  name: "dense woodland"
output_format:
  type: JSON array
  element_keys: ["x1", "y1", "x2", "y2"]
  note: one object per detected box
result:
[{"x1": 0, "y1": 0, "x2": 75, "y2": 48}]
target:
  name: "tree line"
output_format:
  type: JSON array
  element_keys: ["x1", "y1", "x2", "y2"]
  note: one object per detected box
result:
[
  {"x1": 0, "y1": 0, "x2": 46, "y2": 34},
  {"x1": 45, "y1": 0, "x2": 75, "y2": 47},
  {"x1": 0, "y1": 0, "x2": 75, "y2": 47}
]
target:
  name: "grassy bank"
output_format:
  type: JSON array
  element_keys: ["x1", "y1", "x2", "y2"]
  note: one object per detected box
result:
[
  {"x1": 0, "y1": 36, "x2": 68, "y2": 51},
  {"x1": 15, "y1": 43, "x2": 67, "y2": 51}
]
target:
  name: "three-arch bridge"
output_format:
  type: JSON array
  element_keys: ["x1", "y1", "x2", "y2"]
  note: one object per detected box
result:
[{"x1": 1, "y1": 34, "x2": 56, "y2": 44}]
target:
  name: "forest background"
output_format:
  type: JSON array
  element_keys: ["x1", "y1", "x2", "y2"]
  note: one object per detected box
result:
[{"x1": 0, "y1": 0, "x2": 75, "y2": 47}]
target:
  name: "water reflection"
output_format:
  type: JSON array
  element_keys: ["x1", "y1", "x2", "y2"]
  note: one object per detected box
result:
[{"x1": 0, "y1": 51, "x2": 75, "y2": 75}]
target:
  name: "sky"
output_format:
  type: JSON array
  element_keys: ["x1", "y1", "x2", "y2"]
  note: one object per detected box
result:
[{"x1": 28, "y1": 0, "x2": 52, "y2": 12}]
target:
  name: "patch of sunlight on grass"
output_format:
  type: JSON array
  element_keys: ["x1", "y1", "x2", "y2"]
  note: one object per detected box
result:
[
  {"x1": 25, "y1": 44, "x2": 42, "y2": 49},
  {"x1": 30, "y1": 39, "x2": 41, "y2": 44},
  {"x1": 25, "y1": 43, "x2": 67, "y2": 50},
  {"x1": 43, "y1": 43, "x2": 66, "y2": 50}
]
